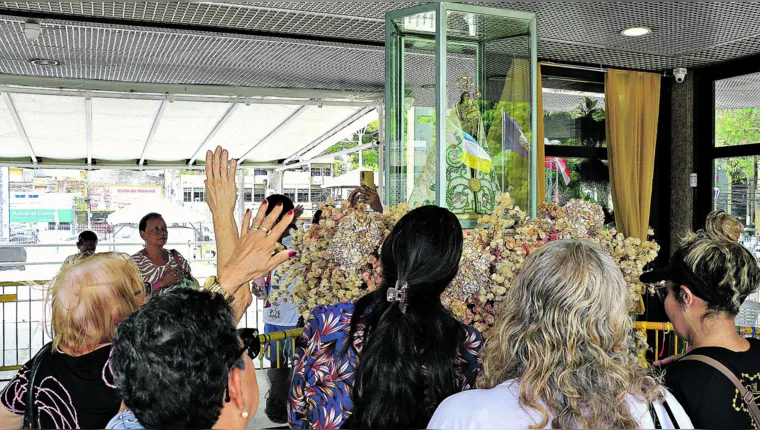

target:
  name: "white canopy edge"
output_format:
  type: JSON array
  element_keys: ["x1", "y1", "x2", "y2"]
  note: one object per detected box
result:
[{"x1": 0, "y1": 74, "x2": 383, "y2": 105}]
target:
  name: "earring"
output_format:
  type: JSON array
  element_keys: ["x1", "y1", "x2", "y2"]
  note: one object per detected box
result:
[{"x1": 242, "y1": 404, "x2": 249, "y2": 419}]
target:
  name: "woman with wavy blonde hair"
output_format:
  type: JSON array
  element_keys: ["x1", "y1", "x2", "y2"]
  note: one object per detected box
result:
[
  {"x1": 429, "y1": 240, "x2": 692, "y2": 429},
  {"x1": 0, "y1": 253, "x2": 146, "y2": 429}
]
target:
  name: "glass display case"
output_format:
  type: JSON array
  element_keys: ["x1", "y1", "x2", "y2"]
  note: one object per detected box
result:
[{"x1": 384, "y1": 3, "x2": 538, "y2": 226}]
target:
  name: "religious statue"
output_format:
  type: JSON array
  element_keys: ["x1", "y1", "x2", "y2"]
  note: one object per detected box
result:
[{"x1": 408, "y1": 73, "x2": 500, "y2": 216}]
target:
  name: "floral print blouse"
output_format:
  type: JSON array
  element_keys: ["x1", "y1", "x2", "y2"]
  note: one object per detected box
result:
[{"x1": 288, "y1": 302, "x2": 483, "y2": 429}]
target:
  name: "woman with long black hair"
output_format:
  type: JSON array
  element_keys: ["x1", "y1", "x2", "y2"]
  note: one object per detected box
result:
[{"x1": 288, "y1": 206, "x2": 482, "y2": 429}]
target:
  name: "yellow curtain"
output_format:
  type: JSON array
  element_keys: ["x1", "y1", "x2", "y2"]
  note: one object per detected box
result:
[
  {"x1": 605, "y1": 69, "x2": 661, "y2": 241},
  {"x1": 537, "y1": 65, "x2": 545, "y2": 205}
]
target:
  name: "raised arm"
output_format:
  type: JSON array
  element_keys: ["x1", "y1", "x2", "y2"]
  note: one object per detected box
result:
[{"x1": 205, "y1": 146, "x2": 240, "y2": 269}]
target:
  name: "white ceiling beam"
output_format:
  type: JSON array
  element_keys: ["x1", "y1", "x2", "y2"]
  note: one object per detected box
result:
[
  {"x1": 0, "y1": 75, "x2": 383, "y2": 103},
  {"x1": 0, "y1": 85, "x2": 375, "y2": 107},
  {"x1": 1, "y1": 92, "x2": 37, "y2": 164},
  {"x1": 239, "y1": 106, "x2": 310, "y2": 163},
  {"x1": 85, "y1": 91, "x2": 93, "y2": 165},
  {"x1": 283, "y1": 107, "x2": 376, "y2": 164},
  {"x1": 187, "y1": 103, "x2": 238, "y2": 166},
  {"x1": 276, "y1": 142, "x2": 376, "y2": 172},
  {"x1": 0, "y1": 160, "x2": 279, "y2": 170},
  {"x1": 138, "y1": 100, "x2": 168, "y2": 167}
]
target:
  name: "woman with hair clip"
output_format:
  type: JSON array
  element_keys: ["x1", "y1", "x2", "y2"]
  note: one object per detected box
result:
[
  {"x1": 429, "y1": 240, "x2": 692, "y2": 429},
  {"x1": 288, "y1": 206, "x2": 483, "y2": 429},
  {"x1": 641, "y1": 211, "x2": 760, "y2": 428}
]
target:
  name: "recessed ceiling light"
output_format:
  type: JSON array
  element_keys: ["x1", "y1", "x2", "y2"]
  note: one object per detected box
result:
[
  {"x1": 621, "y1": 26, "x2": 651, "y2": 37},
  {"x1": 29, "y1": 58, "x2": 60, "y2": 66}
]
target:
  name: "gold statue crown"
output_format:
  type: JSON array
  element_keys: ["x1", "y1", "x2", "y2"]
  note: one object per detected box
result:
[{"x1": 457, "y1": 73, "x2": 481, "y2": 99}]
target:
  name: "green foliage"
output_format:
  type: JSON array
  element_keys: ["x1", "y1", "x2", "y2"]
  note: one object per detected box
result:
[
  {"x1": 572, "y1": 97, "x2": 605, "y2": 122},
  {"x1": 715, "y1": 109, "x2": 760, "y2": 183}
]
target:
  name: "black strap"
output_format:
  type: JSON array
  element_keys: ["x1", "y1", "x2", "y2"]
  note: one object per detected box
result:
[
  {"x1": 23, "y1": 342, "x2": 52, "y2": 429},
  {"x1": 662, "y1": 399, "x2": 680, "y2": 429},
  {"x1": 649, "y1": 399, "x2": 680, "y2": 429},
  {"x1": 649, "y1": 402, "x2": 662, "y2": 429}
]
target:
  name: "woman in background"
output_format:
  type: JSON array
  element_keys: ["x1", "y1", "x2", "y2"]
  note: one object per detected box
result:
[
  {"x1": 0, "y1": 253, "x2": 146, "y2": 429},
  {"x1": 289, "y1": 205, "x2": 482, "y2": 429},
  {"x1": 430, "y1": 240, "x2": 692, "y2": 429},
  {"x1": 131, "y1": 212, "x2": 194, "y2": 295}
]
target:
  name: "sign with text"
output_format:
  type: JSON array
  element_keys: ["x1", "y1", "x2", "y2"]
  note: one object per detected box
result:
[
  {"x1": 10, "y1": 209, "x2": 74, "y2": 223},
  {"x1": 88, "y1": 185, "x2": 163, "y2": 211}
]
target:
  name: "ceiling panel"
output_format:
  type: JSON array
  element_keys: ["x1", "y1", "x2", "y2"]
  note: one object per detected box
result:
[
  {"x1": 91, "y1": 97, "x2": 161, "y2": 160},
  {"x1": 206, "y1": 103, "x2": 299, "y2": 160},
  {"x1": 0, "y1": 97, "x2": 28, "y2": 158},
  {"x1": 247, "y1": 105, "x2": 363, "y2": 162},
  {"x1": 144, "y1": 100, "x2": 231, "y2": 161},
  {"x1": 10, "y1": 92, "x2": 86, "y2": 159},
  {"x1": 3, "y1": 1, "x2": 760, "y2": 75}
]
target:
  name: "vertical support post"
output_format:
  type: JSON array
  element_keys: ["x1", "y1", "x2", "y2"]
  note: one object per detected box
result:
[
  {"x1": 237, "y1": 168, "x2": 245, "y2": 229},
  {"x1": 435, "y1": 3, "x2": 448, "y2": 208},
  {"x1": 378, "y1": 104, "x2": 385, "y2": 205},
  {"x1": 406, "y1": 107, "x2": 416, "y2": 200},
  {"x1": 384, "y1": 18, "x2": 395, "y2": 206},
  {"x1": 529, "y1": 16, "x2": 539, "y2": 217}
]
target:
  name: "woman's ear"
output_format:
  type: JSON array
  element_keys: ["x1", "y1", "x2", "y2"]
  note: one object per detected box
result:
[
  {"x1": 227, "y1": 367, "x2": 246, "y2": 410},
  {"x1": 679, "y1": 285, "x2": 696, "y2": 308}
]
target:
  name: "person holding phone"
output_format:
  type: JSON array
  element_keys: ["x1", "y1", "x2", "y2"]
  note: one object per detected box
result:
[{"x1": 349, "y1": 171, "x2": 383, "y2": 212}]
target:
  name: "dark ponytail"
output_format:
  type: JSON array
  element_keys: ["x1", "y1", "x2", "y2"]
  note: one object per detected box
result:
[{"x1": 345, "y1": 206, "x2": 465, "y2": 429}]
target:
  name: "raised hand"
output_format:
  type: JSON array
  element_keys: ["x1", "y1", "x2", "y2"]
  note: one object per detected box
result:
[
  {"x1": 294, "y1": 204, "x2": 304, "y2": 221},
  {"x1": 359, "y1": 185, "x2": 383, "y2": 213},
  {"x1": 205, "y1": 146, "x2": 238, "y2": 215},
  {"x1": 218, "y1": 201, "x2": 296, "y2": 295}
]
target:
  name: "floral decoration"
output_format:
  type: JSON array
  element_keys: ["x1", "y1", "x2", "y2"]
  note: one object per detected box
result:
[{"x1": 275, "y1": 193, "x2": 659, "y2": 337}]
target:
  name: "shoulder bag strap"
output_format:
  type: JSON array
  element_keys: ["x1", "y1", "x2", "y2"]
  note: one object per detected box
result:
[
  {"x1": 680, "y1": 354, "x2": 760, "y2": 426},
  {"x1": 23, "y1": 342, "x2": 53, "y2": 429}
]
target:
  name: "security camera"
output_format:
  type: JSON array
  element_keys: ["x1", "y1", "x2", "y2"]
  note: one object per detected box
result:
[
  {"x1": 24, "y1": 20, "x2": 41, "y2": 42},
  {"x1": 673, "y1": 68, "x2": 687, "y2": 84}
]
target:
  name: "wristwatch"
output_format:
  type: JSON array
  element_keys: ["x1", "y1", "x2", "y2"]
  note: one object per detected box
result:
[{"x1": 203, "y1": 276, "x2": 234, "y2": 304}]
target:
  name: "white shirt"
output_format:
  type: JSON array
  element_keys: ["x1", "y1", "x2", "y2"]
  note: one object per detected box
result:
[{"x1": 427, "y1": 379, "x2": 693, "y2": 429}]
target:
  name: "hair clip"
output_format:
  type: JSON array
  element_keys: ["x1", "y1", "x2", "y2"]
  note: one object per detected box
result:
[{"x1": 387, "y1": 281, "x2": 409, "y2": 313}]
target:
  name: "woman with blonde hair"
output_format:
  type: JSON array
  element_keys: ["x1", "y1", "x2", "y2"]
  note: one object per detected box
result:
[
  {"x1": 641, "y1": 211, "x2": 760, "y2": 428},
  {"x1": 429, "y1": 240, "x2": 692, "y2": 429},
  {"x1": 0, "y1": 253, "x2": 146, "y2": 428}
]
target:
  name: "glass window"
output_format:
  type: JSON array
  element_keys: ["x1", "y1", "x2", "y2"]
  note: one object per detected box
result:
[
  {"x1": 284, "y1": 188, "x2": 296, "y2": 202},
  {"x1": 542, "y1": 74, "x2": 606, "y2": 148},
  {"x1": 183, "y1": 188, "x2": 192, "y2": 202},
  {"x1": 714, "y1": 72, "x2": 760, "y2": 148},
  {"x1": 253, "y1": 188, "x2": 265, "y2": 202},
  {"x1": 192, "y1": 187, "x2": 205, "y2": 202},
  {"x1": 545, "y1": 157, "x2": 613, "y2": 221},
  {"x1": 714, "y1": 156, "x2": 759, "y2": 235},
  {"x1": 297, "y1": 189, "x2": 309, "y2": 203},
  {"x1": 254, "y1": 169, "x2": 268, "y2": 176},
  {"x1": 243, "y1": 187, "x2": 253, "y2": 202}
]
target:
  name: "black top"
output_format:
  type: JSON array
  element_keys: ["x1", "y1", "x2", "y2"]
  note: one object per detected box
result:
[
  {"x1": 0, "y1": 345, "x2": 120, "y2": 429},
  {"x1": 664, "y1": 338, "x2": 760, "y2": 429}
]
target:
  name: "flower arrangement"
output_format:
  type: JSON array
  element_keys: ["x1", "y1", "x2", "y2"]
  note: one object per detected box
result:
[{"x1": 276, "y1": 193, "x2": 659, "y2": 337}]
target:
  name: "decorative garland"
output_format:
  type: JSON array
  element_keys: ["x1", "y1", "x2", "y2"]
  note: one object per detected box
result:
[{"x1": 275, "y1": 193, "x2": 659, "y2": 337}]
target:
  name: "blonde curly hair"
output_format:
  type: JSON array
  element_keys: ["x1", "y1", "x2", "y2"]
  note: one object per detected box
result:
[{"x1": 478, "y1": 240, "x2": 661, "y2": 429}]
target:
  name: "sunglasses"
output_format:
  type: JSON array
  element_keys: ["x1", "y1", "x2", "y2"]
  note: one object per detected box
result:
[
  {"x1": 223, "y1": 328, "x2": 261, "y2": 403},
  {"x1": 236, "y1": 328, "x2": 261, "y2": 361}
]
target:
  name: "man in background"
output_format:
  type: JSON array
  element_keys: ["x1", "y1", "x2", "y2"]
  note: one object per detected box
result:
[{"x1": 63, "y1": 230, "x2": 98, "y2": 266}]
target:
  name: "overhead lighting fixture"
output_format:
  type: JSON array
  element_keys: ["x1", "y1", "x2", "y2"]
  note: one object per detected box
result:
[
  {"x1": 621, "y1": 26, "x2": 651, "y2": 37},
  {"x1": 29, "y1": 58, "x2": 61, "y2": 66}
]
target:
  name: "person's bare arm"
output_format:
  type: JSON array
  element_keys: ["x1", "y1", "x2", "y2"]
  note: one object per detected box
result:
[
  {"x1": 205, "y1": 146, "x2": 240, "y2": 269},
  {"x1": 0, "y1": 405, "x2": 23, "y2": 429}
]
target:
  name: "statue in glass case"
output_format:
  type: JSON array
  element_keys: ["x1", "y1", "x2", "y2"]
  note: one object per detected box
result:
[{"x1": 409, "y1": 73, "x2": 500, "y2": 215}]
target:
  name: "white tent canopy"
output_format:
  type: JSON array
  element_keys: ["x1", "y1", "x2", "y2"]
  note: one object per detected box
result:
[
  {"x1": 0, "y1": 80, "x2": 380, "y2": 168},
  {"x1": 107, "y1": 198, "x2": 206, "y2": 225}
]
